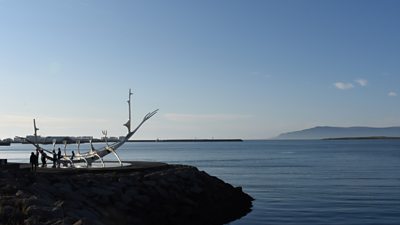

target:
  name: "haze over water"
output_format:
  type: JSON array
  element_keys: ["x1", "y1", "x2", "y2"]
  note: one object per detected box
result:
[{"x1": 3, "y1": 140, "x2": 400, "y2": 225}]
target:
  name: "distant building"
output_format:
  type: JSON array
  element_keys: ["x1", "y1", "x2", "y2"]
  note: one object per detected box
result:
[
  {"x1": 19, "y1": 135, "x2": 96, "y2": 144},
  {"x1": 14, "y1": 137, "x2": 26, "y2": 143},
  {"x1": 3, "y1": 138, "x2": 13, "y2": 143},
  {"x1": 101, "y1": 136, "x2": 119, "y2": 142},
  {"x1": 76, "y1": 136, "x2": 93, "y2": 143},
  {"x1": 26, "y1": 135, "x2": 45, "y2": 143}
]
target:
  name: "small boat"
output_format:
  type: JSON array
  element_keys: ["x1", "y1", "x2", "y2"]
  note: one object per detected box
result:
[{"x1": 21, "y1": 89, "x2": 158, "y2": 167}]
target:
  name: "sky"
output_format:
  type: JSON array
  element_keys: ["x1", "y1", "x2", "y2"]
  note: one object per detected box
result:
[{"x1": 0, "y1": 0, "x2": 399, "y2": 140}]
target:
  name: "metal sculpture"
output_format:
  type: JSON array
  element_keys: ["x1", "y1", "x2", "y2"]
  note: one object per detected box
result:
[{"x1": 22, "y1": 89, "x2": 158, "y2": 167}]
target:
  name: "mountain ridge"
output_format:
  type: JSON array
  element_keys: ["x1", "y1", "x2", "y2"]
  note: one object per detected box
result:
[{"x1": 276, "y1": 126, "x2": 400, "y2": 140}]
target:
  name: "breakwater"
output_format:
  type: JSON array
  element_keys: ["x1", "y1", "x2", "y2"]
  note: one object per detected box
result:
[
  {"x1": 130, "y1": 139, "x2": 243, "y2": 142},
  {"x1": 0, "y1": 162, "x2": 253, "y2": 225}
]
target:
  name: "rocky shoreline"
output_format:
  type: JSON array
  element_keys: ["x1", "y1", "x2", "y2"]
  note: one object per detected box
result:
[{"x1": 0, "y1": 162, "x2": 253, "y2": 225}]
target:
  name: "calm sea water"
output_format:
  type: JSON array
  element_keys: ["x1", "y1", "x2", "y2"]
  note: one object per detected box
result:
[{"x1": 1, "y1": 140, "x2": 400, "y2": 225}]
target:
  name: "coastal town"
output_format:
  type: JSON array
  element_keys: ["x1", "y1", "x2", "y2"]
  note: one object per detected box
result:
[
  {"x1": 7, "y1": 135, "x2": 123, "y2": 144},
  {"x1": 0, "y1": 135, "x2": 122, "y2": 146}
]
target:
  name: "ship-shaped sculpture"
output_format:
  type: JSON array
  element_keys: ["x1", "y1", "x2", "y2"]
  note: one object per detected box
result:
[{"x1": 23, "y1": 89, "x2": 158, "y2": 167}]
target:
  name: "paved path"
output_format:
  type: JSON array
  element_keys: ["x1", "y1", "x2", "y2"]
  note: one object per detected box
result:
[{"x1": 7, "y1": 161, "x2": 169, "y2": 174}]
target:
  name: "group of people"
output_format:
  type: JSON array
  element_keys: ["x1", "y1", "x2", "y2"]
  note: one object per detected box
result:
[{"x1": 29, "y1": 148, "x2": 75, "y2": 171}]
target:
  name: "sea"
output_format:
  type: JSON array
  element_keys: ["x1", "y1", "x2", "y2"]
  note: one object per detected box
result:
[{"x1": 1, "y1": 140, "x2": 400, "y2": 225}]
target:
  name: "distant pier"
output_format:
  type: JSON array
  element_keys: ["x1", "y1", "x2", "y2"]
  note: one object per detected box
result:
[{"x1": 130, "y1": 139, "x2": 243, "y2": 142}]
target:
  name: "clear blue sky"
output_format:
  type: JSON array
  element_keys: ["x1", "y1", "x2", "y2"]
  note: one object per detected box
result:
[{"x1": 0, "y1": 0, "x2": 399, "y2": 139}]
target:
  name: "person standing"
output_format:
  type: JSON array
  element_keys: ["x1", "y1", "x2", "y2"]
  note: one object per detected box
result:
[
  {"x1": 52, "y1": 150, "x2": 57, "y2": 168},
  {"x1": 70, "y1": 150, "x2": 75, "y2": 168},
  {"x1": 35, "y1": 149, "x2": 39, "y2": 168},
  {"x1": 57, "y1": 148, "x2": 62, "y2": 167},
  {"x1": 41, "y1": 151, "x2": 47, "y2": 167},
  {"x1": 30, "y1": 152, "x2": 37, "y2": 172}
]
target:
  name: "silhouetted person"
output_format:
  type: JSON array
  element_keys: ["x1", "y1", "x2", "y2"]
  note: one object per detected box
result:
[
  {"x1": 52, "y1": 150, "x2": 57, "y2": 168},
  {"x1": 57, "y1": 148, "x2": 62, "y2": 167},
  {"x1": 41, "y1": 151, "x2": 47, "y2": 167},
  {"x1": 68, "y1": 151, "x2": 75, "y2": 168},
  {"x1": 30, "y1": 152, "x2": 37, "y2": 172},
  {"x1": 35, "y1": 149, "x2": 39, "y2": 167}
]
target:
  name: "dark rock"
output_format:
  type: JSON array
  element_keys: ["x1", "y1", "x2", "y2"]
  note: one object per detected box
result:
[
  {"x1": 0, "y1": 163, "x2": 253, "y2": 225},
  {"x1": 1, "y1": 205, "x2": 16, "y2": 218},
  {"x1": 2, "y1": 184, "x2": 17, "y2": 195},
  {"x1": 51, "y1": 205, "x2": 64, "y2": 218},
  {"x1": 143, "y1": 180, "x2": 157, "y2": 186},
  {"x1": 64, "y1": 217, "x2": 79, "y2": 225},
  {"x1": 22, "y1": 195, "x2": 39, "y2": 209},
  {"x1": 25, "y1": 205, "x2": 50, "y2": 218},
  {"x1": 16, "y1": 190, "x2": 28, "y2": 198},
  {"x1": 73, "y1": 219, "x2": 84, "y2": 225},
  {"x1": 24, "y1": 216, "x2": 39, "y2": 225}
]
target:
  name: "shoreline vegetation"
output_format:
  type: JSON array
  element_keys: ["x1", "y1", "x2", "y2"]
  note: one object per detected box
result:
[{"x1": 0, "y1": 162, "x2": 253, "y2": 225}]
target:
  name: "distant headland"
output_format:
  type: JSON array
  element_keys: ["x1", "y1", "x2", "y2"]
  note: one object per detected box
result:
[
  {"x1": 323, "y1": 136, "x2": 400, "y2": 140},
  {"x1": 276, "y1": 126, "x2": 400, "y2": 140}
]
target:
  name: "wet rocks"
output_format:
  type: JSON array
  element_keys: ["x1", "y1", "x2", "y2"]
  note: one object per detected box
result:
[{"x1": 0, "y1": 164, "x2": 253, "y2": 225}]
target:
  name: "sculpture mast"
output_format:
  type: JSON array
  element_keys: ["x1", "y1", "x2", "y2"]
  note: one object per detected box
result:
[
  {"x1": 33, "y1": 119, "x2": 39, "y2": 145},
  {"x1": 124, "y1": 89, "x2": 133, "y2": 133}
]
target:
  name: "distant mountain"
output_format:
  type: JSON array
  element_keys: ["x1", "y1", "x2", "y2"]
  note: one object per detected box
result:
[{"x1": 276, "y1": 126, "x2": 400, "y2": 140}]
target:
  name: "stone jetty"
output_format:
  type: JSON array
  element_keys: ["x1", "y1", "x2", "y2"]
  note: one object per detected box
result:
[{"x1": 0, "y1": 162, "x2": 253, "y2": 225}]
